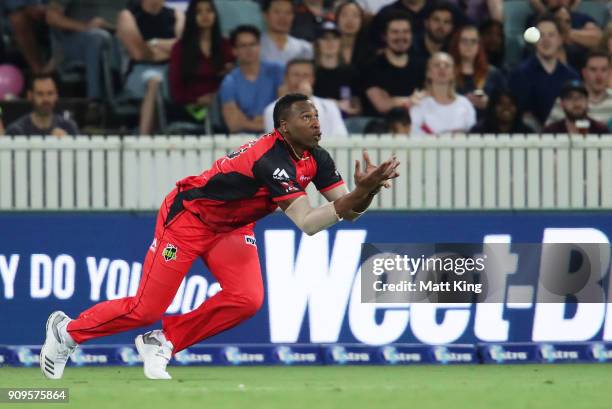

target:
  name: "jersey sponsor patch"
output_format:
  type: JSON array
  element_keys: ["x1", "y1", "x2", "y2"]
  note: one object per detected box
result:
[
  {"x1": 244, "y1": 235, "x2": 257, "y2": 246},
  {"x1": 273, "y1": 168, "x2": 290, "y2": 181},
  {"x1": 162, "y1": 243, "x2": 177, "y2": 262}
]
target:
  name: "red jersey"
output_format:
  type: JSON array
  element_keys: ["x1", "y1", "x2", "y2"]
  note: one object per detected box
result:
[{"x1": 166, "y1": 130, "x2": 345, "y2": 232}]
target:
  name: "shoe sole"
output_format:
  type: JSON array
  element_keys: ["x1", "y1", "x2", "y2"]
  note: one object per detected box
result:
[
  {"x1": 134, "y1": 335, "x2": 171, "y2": 380},
  {"x1": 40, "y1": 311, "x2": 65, "y2": 380}
]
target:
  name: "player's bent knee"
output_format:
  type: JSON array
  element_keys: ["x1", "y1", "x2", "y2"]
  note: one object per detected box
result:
[
  {"x1": 236, "y1": 290, "x2": 264, "y2": 318},
  {"x1": 132, "y1": 305, "x2": 165, "y2": 325}
]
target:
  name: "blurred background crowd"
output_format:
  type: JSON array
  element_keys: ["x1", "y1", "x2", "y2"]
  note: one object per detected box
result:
[{"x1": 0, "y1": 0, "x2": 610, "y2": 137}]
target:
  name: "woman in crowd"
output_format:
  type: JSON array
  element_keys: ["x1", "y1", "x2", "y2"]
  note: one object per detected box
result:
[
  {"x1": 313, "y1": 21, "x2": 361, "y2": 115},
  {"x1": 117, "y1": 0, "x2": 185, "y2": 134},
  {"x1": 168, "y1": 0, "x2": 234, "y2": 131},
  {"x1": 471, "y1": 89, "x2": 535, "y2": 133},
  {"x1": 449, "y1": 24, "x2": 505, "y2": 117},
  {"x1": 410, "y1": 52, "x2": 476, "y2": 136},
  {"x1": 335, "y1": 1, "x2": 373, "y2": 67}
]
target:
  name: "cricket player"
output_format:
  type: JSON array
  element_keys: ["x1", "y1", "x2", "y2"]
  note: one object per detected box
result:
[{"x1": 40, "y1": 93, "x2": 400, "y2": 380}]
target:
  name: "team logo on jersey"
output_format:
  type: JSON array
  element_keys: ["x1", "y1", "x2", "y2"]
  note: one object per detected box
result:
[
  {"x1": 162, "y1": 244, "x2": 177, "y2": 262},
  {"x1": 273, "y1": 168, "x2": 290, "y2": 181},
  {"x1": 244, "y1": 235, "x2": 257, "y2": 246}
]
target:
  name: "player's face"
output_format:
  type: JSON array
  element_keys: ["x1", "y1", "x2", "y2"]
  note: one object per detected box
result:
[
  {"x1": 385, "y1": 20, "x2": 412, "y2": 55},
  {"x1": 283, "y1": 100, "x2": 321, "y2": 149},
  {"x1": 195, "y1": 1, "x2": 216, "y2": 29},
  {"x1": 265, "y1": 0, "x2": 294, "y2": 34},
  {"x1": 29, "y1": 78, "x2": 58, "y2": 116},
  {"x1": 425, "y1": 10, "x2": 453, "y2": 43},
  {"x1": 582, "y1": 57, "x2": 609, "y2": 93}
]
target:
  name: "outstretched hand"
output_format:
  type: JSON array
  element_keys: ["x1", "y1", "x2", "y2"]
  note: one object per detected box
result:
[{"x1": 354, "y1": 150, "x2": 400, "y2": 195}]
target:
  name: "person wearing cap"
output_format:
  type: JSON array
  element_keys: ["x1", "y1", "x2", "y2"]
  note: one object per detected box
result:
[
  {"x1": 542, "y1": 80, "x2": 609, "y2": 134},
  {"x1": 314, "y1": 21, "x2": 361, "y2": 116},
  {"x1": 263, "y1": 58, "x2": 348, "y2": 137}
]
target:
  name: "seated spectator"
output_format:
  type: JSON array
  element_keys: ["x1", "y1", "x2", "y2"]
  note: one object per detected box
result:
[
  {"x1": 547, "y1": 51, "x2": 611, "y2": 127},
  {"x1": 412, "y1": 2, "x2": 456, "y2": 62},
  {"x1": 370, "y1": 0, "x2": 436, "y2": 48},
  {"x1": 364, "y1": 106, "x2": 411, "y2": 134},
  {"x1": 542, "y1": 80, "x2": 609, "y2": 134},
  {"x1": 509, "y1": 16, "x2": 579, "y2": 130},
  {"x1": 446, "y1": 0, "x2": 503, "y2": 24},
  {"x1": 260, "y1": 0, "x2": 313, "y2": 66},
  {"x1": 471, "y1": 89, "x2": 535, "y2": 133},
  {"x1": 313, "y1": 22, "x2": 361, "y2": 116},
  {"x1": 5, "y1": 74, "x2": 79, "y2": 136},
  {"x1": 290, "y1": 0, "x2": 335, "y2": 42},
  {"x1": 117, "y1": 0, "x2": 185, "y2": 135},
  {"x1": 168, "y1": 0, "x2": 233, "y2": 131},
  {"x1": 362, "y1": 11, "x2": 425, "y2": 117},
  {"x1": 46, "y1": 0, "x2": 125, "y2": 99},
  {"x1": 264, "y1": 59, "x2": 348, "y2": 137},
  {"x1": 527, "y1": 0, "x2": 602, "y2": 51},
  {"x1": 479, "y1": 19, "x2": 505, "y2": 71},
  {"x1": 220, "y1": 25, "x2": 284, "y2": 133},
  {"x1": 410, "y1": 52, "x2": 476, "y2": 136},
  {"x1": 449, "y1": 24, "x2": 505, "y2": 116},
  {"x1": 6, "y1": 0, "x2": 52, "y2": 74},
  {"x1": 336, "y1": 1, "x2": 374, "y2": 67}
]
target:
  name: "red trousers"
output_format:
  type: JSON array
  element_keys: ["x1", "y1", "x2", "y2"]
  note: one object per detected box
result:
[{"x1": 66, "y1": 189, "x2": 264, "y2": 353}]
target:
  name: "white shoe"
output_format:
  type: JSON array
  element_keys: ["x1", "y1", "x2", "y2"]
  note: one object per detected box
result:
[
  {"x1": 135, "y1": 330, "x2": 173, "y2": 380},
  {"x1": 40, "y1": 311, "x2": 77, "y2": 379}
]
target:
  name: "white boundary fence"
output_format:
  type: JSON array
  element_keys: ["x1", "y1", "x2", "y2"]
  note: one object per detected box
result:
[{"x1": 0, "y1": 134, "x2": 611, "y2": 211}]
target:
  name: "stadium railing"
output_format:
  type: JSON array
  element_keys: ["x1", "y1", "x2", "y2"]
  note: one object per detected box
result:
[{"x1": 0, "y1": 133, "x2": 611, "y2": 211}]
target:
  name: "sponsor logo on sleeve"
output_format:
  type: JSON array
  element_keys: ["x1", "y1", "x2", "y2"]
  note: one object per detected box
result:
[
  {"x1": 244, "y1": 235, "x2": 257, "y2": 246},
  {"x1": 162, "y1": 244, "x2": 177, "y2": 262}
]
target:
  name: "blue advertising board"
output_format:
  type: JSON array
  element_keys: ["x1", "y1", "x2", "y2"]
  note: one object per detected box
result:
[{"x1": 1, "y1": 211, "x2": 612, "y2": 348}]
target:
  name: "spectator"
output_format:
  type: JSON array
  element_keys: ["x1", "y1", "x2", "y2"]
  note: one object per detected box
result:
[
  {"x1": 290, "y1": 0, "x2": 335, "y2": 42},
  {"x1": 5, "y1": 74, "x2": 79, "y2": 136},
  {"x1": 362, "y1": 11, "x2": 425, "y2": 117},
  {"x1": 412, "y1": 2, "x2": 456, "y2": 62},
  {"x1": 479, "y1": 19, "x2": 505, "y2": 70},
  {"x1": 336, "y1": 1, "x2": 373, "y2": 66},
  {"x1": 551, "y1": 5, "x2": 588, "y2": 70},
  {"x1": 527, "y1": 0, "x2": 602, "y2": 51},
  {"x1": 263, "y1": 59, "x2": 348, "y2": 137},
  {"x1": 46, "y1": 0, "x2": 125, "y2": 99},
  {"x1": 6, "y1": 0, "x2": 52, "y2": 74},
  {"x1": 547, "y1": 51, "x2": 612, "y2": 127},
  {"x1": 370, "y1": 0, "x2": 436, "y2": 48},
  {"x1": 220, "y1": 25, "x2": 284, "y2": 133},
  {"x1": 602, "y1": 23, "x2": 612, "y2": 88},
  {"x1": 313, "y1": 21, "x2": 361, "y2": 115},
  {"x1": 471, "y1": 89, "x2": 535, "y2": 133},
  {"x1": 364, "y1": 107, "x2": 412, "y2": 134},
  {"x1": 509, "y1": 17, "x2": 579, "y2": 129},
  {"x1": 410, "y1": 52, "x2": 476, "y2": 136},
  {"x1": 446, "y1": 0, "x2": 503, "y2": 24},
  {"x1": 168, "y1": 0, "x2": 233, "y2": 131},
  {"x1": 542, "y1": 80, "x2": 609, "y2": 134},
  {"x1": 117, "y1": 0, "x2": 185, "y2": 135},
  {"x1": 260, "y1": 0, "x2": 313, "y2": 65},
  {"x1": 449, "y1": 25, "x2": 505, "y2": 116}
]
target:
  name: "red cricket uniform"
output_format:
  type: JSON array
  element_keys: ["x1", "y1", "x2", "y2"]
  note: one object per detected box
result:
[{"x1": 66, "y1": 130, "x2": 344, "y2": 353}]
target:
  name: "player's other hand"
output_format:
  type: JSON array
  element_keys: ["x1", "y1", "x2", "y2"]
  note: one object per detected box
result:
[{"x1": 354, "y1": 150, "x2": 399, "y2": 195}]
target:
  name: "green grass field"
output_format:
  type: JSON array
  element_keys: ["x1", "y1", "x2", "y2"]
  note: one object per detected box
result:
[{"x1": 0, "y1": 365, "x2": 610, "y2": 409}]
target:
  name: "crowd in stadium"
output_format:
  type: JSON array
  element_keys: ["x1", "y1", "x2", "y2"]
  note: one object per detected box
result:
[{"x1": 0, "y1": 0, "x2": 610, "y2": 137}]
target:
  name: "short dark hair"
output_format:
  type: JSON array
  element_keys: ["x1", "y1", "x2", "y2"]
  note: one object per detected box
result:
[
  {"x1": 273, "y1": 93, "x2": 309, "y2": 129},
  {"x1": 535, "y1": 15, "x2": 562, "y2": 34},
  {"x1": 262, "y1": 0, "x2": 293, "y2": 13},
  {"x1": 426, "y1": 2, "x2": 456, "y2": 21},
  {"x1": 384, "y1": 10, "x2": 413, "y2": 34},
  {"x1": 584, "y1": 50, "x2": 610, "y2": 66},
  {"x1": 285, "y1": 58, "x2": 315, "y2": 75},
  {"x1": 28, "y1": 73, "x2": 57, "y2": 91},
  {"x1": 230, "y1": 25, "x2": 261, "y2": 46}
]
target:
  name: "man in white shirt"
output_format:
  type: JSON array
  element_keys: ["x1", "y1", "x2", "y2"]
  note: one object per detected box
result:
[
  {"x1": 260, "y1": 0, "x2": 314, "y2": 66},
  {"x1": 264, "y1": 59, "x2": 348, "y2": 138}
]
